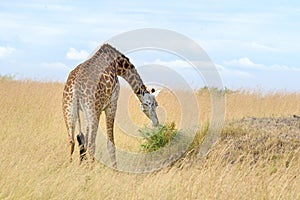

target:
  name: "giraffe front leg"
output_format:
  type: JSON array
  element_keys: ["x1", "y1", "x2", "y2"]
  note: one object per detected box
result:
[{"x1": 105, "y1": 105, "x2": 117, "y2": 168}]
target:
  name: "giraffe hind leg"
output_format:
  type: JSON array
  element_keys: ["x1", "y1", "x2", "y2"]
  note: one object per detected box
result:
[
  {"x1": 65, "y1": 99, "x2": 81, "y2": 162},
  {"x1": 66, "y1": 121, "x2": 75, "y2": 162},
  {"x1": 64, "y1": 105, "x2": 76, "y2": 162},
  {"x1": 69, "y1": 136, "x2": 75, "y2": 162}
]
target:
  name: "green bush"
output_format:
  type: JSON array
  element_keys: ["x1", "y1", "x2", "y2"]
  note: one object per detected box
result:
[{"x1": 140, "y1": 122, "x2": 179, "y2": 152}]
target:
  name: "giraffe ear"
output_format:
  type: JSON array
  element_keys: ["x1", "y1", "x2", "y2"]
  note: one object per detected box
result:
[{"x1": 151, "y1": 88, "x2": 155, "y2": 93}]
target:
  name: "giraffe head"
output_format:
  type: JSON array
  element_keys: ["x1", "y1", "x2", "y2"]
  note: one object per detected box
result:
[{"x1": 140, "y1": 88, "x2": 159, "y2": 127}]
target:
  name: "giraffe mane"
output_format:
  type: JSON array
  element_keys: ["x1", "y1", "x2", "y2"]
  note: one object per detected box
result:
[{"x1": 98, "y1": 43, "x2": 123, "y2": 56}]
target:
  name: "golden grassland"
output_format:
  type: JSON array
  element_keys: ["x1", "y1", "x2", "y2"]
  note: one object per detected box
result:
[{"x1": 0, "y1": 79, "x2": 299, "y2": 199}]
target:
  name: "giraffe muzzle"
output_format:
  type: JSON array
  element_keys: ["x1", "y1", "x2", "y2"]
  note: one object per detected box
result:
[{"x1": 151, "y1": 112, "x2": 159, "y2": 127}]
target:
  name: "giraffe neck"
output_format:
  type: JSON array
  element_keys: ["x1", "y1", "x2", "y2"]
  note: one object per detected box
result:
[
  {"x1": 119, "y1": 64, "x2": 148, "y2": 102},
  {"x1": 91, "y1": 44, "x2": 148, "y2": 101}
]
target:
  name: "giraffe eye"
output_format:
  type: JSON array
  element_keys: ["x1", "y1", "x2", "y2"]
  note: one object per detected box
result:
[
  {"x1": 141, "y1": 103, "x2": 149, "y2": 111},
  {"x1": 142, "y1": 102, "x2": 150, "y2": 108},
  {"x1": 143, "y1": 103, "x2": 149, "y2": 107}
]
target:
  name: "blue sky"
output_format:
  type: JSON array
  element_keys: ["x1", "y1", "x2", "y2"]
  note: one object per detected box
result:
[{"x1": 0, "y1": 0, "x2": 299, "y2": 91}]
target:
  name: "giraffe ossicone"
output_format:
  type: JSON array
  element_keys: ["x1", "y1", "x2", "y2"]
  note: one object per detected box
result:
[{"x1": 62, "y1": 43, "x2": 159, "y2": 165}]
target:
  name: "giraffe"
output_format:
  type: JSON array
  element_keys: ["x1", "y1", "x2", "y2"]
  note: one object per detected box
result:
[{"x1": 62, "y1": 43, "x2": 159, "y2": 165}]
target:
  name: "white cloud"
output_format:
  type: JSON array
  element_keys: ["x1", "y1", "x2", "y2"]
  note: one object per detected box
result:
[
  {"x1": 144, "y1": 59, "x2": 190, "y2": 68},
  {"x1": 66, "y1": 48, "x2": 89, "y2": 60},
  {"x1": 223, "y1": 57, "x2": 259, "y2": 68},
  {"x1": 140, "y1": 59, "x2": 221, "y2": 88},
  {"x1": 41, "y1": 62, "x2": 69, "y2": 70},
  {"x1": 202, "y1": 40, "x2": 281, "y2": 54},
  {"x1": 43, "y1": 4, "x2": 76, "y2": 12},
  {"x1": 143, "y1": 59, "x2": 216, "y2": 70},
  {"x1": 216, "y1": 64, "x2": 252, "y2": 78},
  {"x1": 223, "y1": 57, "x2": 300, "y2": 71},
  {"x1": 33, "y1": 26, "x2": 66, "y2": 36},
  {"x1": 0, "y1": 46, "x2": 15, "y2": 58},
  {"x1": 244, "y1": 42, "x2": 279, "y2": 52}
]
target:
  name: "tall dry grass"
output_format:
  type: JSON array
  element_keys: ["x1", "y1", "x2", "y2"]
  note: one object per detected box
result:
[{"x1": 0, "y1": 79, "x2": 299, "y2": 199}]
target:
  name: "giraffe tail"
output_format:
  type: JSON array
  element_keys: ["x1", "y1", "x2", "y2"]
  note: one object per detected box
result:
[{"x1": 77, "y1": 132, "x2": 86, "y2": 160}]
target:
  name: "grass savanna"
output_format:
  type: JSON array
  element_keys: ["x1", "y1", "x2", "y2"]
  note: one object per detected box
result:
[{"x1": 0, "y1": 79, "x2": 299, "y2": 199}]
